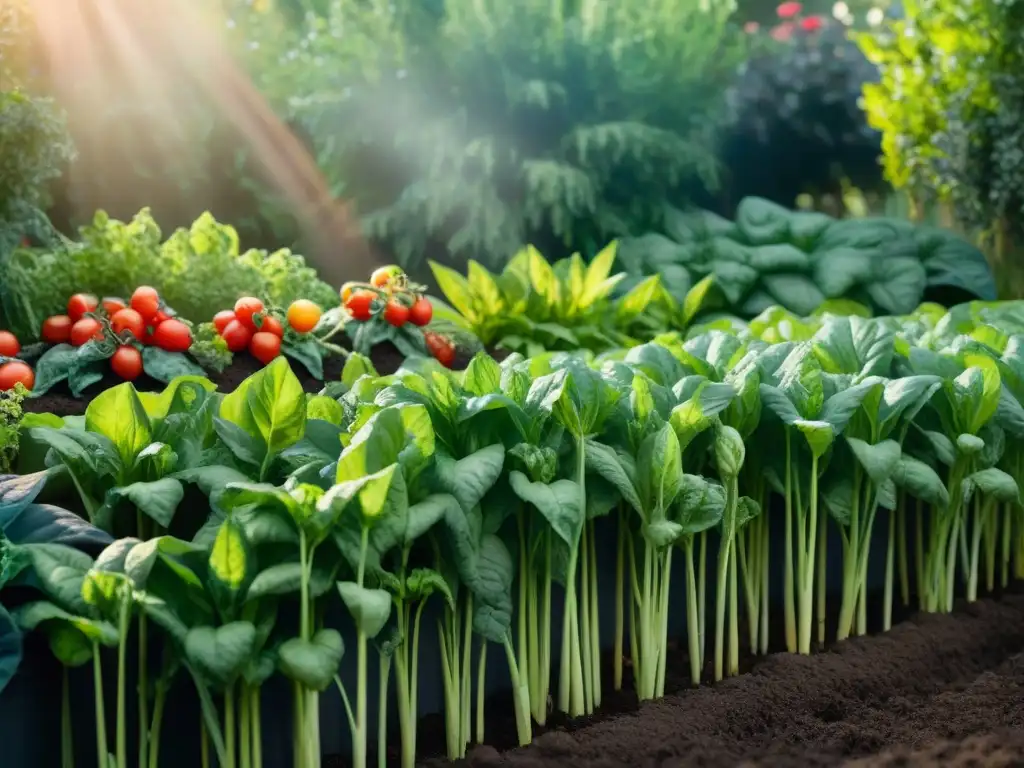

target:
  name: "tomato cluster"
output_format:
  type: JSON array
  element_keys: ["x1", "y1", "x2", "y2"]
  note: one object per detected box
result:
[
  {"x1": 40, "y1": 287, "x2": 194, "y2": 382},
  {"x1": 340, "y1": 265, "x2": 455, "y2": 367},
  {"x1": 212, "y1": 297, "x2": 323, "y2": 367},
  {"x1": 341, "y1": 265, "x2": 434, "y2": 328},
  {"x1": 0, "y1": 330, "x2": 33, "y2": 392}
]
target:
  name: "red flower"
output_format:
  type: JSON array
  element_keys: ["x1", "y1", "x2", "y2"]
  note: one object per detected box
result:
[
  {"x1": 771, "y1": 21, "x2": 796, "y2": 41},
  {"x1": 800, "y1": 15, "x2": 824, "y2": 31},
  {"x1": 776, "y1": 1, "x2": 802, "y2": 18}
]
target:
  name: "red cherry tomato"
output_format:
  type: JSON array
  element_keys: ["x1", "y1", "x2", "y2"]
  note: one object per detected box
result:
[
  {"x1": 383, "y1": 300, "x2": 409, "y2": 327},
  {"x1": 111, "y1": 308, "x2": 146, "y2": 340},
  {"x1": 0, "y1": 331, "x2": 20, "y2": 357},
  {"x1": 110, "y1": 346, "x2": 143, "y2": 381},
  {"x1": 41, "y1": 315, "x2": 73, "y2": 345},
  {"x1": 286, "y1": 300, "x2": 322, "y2": 334},
  {"x1": 234, "y1": 297, "x2": 265, "y2": 332},
  {"x1": 130, "y1": 286, "x2": 161, "y2": 321},
  {"x1": 220, "y1": 319, "x2": 252, "y2": 353},
  {"x1": 424, "y1": 332, "x2": 455, "y2": 368},
  {"x1": 0, "y1": 361, "x2": 34, "y2": 391},
  {"x1": 345, "y1": 291, "x2": 375, "y2": 321},
  {"x1": 408, "y1": 297, "x2": 433, "y2": 327},
  {"x1": 152, "y1": 310, "x2": 171, "y2": 326},
  {"x1": 153, "y1": 319, "x2": 193, "y2": 353},
  {"x1": 213, "y1": 310, "x2": 236, "y2": 334},
  {"x1": 70, "y1": 318, "x2": 104, "y2": 347},
  {"x1": 101, "y1": 297, "x2": 126, "y2": 316},
  {"x1": 249, "y1": 331, "x2": 282, "y2": 365},
  {"x1": 67, "y1": 293, "x2": 99, "y2": 322},
  {"x1": 259, "y1": 315, "x2": 285, "y2": 338}
]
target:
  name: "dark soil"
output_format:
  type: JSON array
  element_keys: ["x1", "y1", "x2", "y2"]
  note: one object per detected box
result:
[
  {"x1": 433, "y1": 594, "x2": 1024, "y2": 768},
  {"x1": 21, "y1": 342, "x2": 509, "y2": 417}
]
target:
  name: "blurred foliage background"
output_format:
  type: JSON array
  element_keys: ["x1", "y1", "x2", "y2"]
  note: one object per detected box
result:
[{"x1": 4, "y1": 0, "x2": 1023, "y2": 296}]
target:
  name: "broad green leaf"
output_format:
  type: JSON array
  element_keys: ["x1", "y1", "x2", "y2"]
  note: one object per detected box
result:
[
  {"x1": 966, "y1": 468, "x2": 1020, "y2": 504},
  {"x1": 434, "y1": 445, "x2": 505, "y2": 512},
  {"x1": 109, "y1": 479, "x2": 184, "y2": 528},
  {"x1": 337, "y1": 582, "x2": 392, "y2": 638},
  {"x1": 462, "y1": 353, "x2": 502, "y2": 396},
  {"x1": 673, "y1": 474, "x2": 725, "y2": 535},
  {"x1": 636, "y1": 424, "x2": 684, "y2": 518},
  {"x1": 892, "y1": 455, "x2": 949, "y2": 508},
  {"x1": 508, "y1": 471, "x2": 582, "y2": 547},
  {"x1": 85, "y1": 383, "x2": 153, "y2": 468},
  {"x1": 277, "y1": 629, "x2": 343, "y2": 691},
  {"x1": 584, "y1": 440, "x2": 642, "y2": 512},
  {"x1": 846, "y1": 438, "x2": 901, "y2": 484},
  {"x1": 713, "y1": 424, "x2": 745, "y2": 478},
  {"x1": 429, "y1": 261, "x2": 477, "y2": 321},
  {"x1": 185, "y1": 622, "x2": 257, "y2": 686},
  {"x1": 794, "y1": 419, "x2": 834, "y2": 459},
  {"x1": 209, "y1": 518, "x2": 248, "y2": 591}
]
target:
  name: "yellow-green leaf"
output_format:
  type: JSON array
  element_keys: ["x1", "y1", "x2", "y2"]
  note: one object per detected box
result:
[{"x1": 429, "y1": 261, "x2": 477, "y2": 322}]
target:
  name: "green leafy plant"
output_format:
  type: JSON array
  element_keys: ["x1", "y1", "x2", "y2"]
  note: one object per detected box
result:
[
  {"x1": 617, "y1": 197, "x2": 997, "y2": 319},
  {"x1": 429, "y1": 242, "x2": 714, "y2": 355},
  {"x1": 235, "y1": 0, "x2": 748, "y2": 271},
  {"x1": 2, "y1": 209, "x2": 339, "y2": 341},
  {"x1": 7, "y1": 297, "x2": 1024, "y2": 768}
]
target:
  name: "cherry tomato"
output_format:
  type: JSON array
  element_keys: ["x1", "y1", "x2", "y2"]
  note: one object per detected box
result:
[
  {"x1": 70, "y1": 318, "x2": 104, "y2": 347},
  {"x1": 152, "y1": 310, "x2": 171, "y2": 326},
  {"x1": 0, "y1": 331, "x2": 19, "y2": 357},
  {"x1": 286, "y1": 300, "x2": 322, "y2": 334},
  {"x1": 249, "y1": 331, "x2": 282, "y2": 365},
  {"x1": 424, "y1": 332, "x2": 455, "y2": 368},
  {"x1": 220, "y1": 319, "x2": 252, "y2": 353},
  {"x1": 67, "y1": 293, "x2": 99, "y2": 322},
  {"x1": 408, "y1": 297, "x2": 433, "y2": 327},
  {"x1": 111, "y1": 308, "x2": 146, "y2": 340},
  {"x1": 110, "y1": 346, "x2": 143, "y2": 381},
  {"x1": 42, "y1": 315, "x2": 73, "y2": 344},
  {"x1": 345, "y1": 291, "x2": 375, "y2": 321},
  {"x1": 102, "y1": 297, "x2": 126, "y2": 316},
  {"x1": 370, "y1": 265, "x2": 403, "y2": 288},
  {"x1": 0, "y1": 361, "x2": 34, "y2": 391},
  {"x1": 340, "y1": 282, "x2": 358, "y2": 303},
  {"x1": 153, "y1": 319, "x2": 193, "y2": 353},
  {"x1": 259, "y1": 315, "x2": 285, "y2": 338},
  {"x1": 234, "y1": 297, "x2": 265, "y2": 332},
  {"x1": 383, "y1": 299, "x2": 409, "y2": 327},
  {"x1": 213, "y1": 310, "x2": 236, "y2": 334},
  {"x1": 130, "y1": 286, "x2": 161, "y2": 321}
]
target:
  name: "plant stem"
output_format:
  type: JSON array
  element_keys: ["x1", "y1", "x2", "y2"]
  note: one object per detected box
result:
[
  {"x1": 201, "y1": 717, "x2": 209, "y2": 768},
  {"x1": 116, "y1": 594, "x2": 131, "y2": 768},
  {"x1": 883, "y1": 511, "x2": 895, "y2": 632},
  {"x1": 797, "y1": 456, "x2": 819, "y2": 655},
  {"x1": 225, "y1": 685, "x2": 236, "y2": 768},
  {"x1": 698, "y1": 529, "x2": 707, "y2": 668},
  {"x1": 379, "y1": 652, "x2": 390, "y2": 768},
  {"x1": 251, "y1": 688, "x2": 262, "y2": 768},
  {"x1": 684, "y1": 539, "x2": 701, "y2": 685},
  {"x1": 714, "y1": 476, "x2": 737, "y2": 680},
  {"x1": 728, "y1": 538, "x2": 739, "y2": 677},
  {"x1": 783, "y1": 433, "x2": 796, "y2": 652},
  {"x1": 816, "y1": 497, "x2": 827, "y2": 648},
  {"x1": 354, "y1": 525, "x2": 371, "y2": 768},
  {"x1": 588, "y1": 519, "x2": 601, "y2": 709},
  {"x1": 897, "y1": 501, "x2": 910, "y2": 606},
  {"x1": 613, "y1": 507, "x2": 625, "y2": 691},
  {"x1": 503, "y1": 635, "x2": 533, "y2": 746},
  {"x1": 241, "y1": 684, "x2": 251, "y2": 768},
  {"x1": 149, "y1": 682, "x2": 167, "y2": 768},
  {"x1": 138, "y1": 612, "x2": 149, "y2": 768},
  {"x1": 475, "y1": 642, "x2": 487, "y2": 744}
]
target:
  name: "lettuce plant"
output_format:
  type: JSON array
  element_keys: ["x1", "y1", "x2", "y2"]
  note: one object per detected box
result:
[{"x1": 6, "y1": 297, "x2": 1024, "y2": 768}]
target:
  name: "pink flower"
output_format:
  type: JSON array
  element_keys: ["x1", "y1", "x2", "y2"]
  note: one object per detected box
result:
[
  {"x1": 770, "y1": 21, "x2": 795, "y2": 41},
  {"x1": 799, "y1": 15, "x2": 824, "y2": 31},
  {"x1": 776, "y1": 1, "x2": 802, "y2": 18},
  {"x1": 744, "y1": 21, "x2": 760, "y2": 33}
]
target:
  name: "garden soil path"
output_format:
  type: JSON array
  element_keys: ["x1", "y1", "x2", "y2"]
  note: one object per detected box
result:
[{"x1": 441, "y1": 594, "x2": 1024, "y2": 767}]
